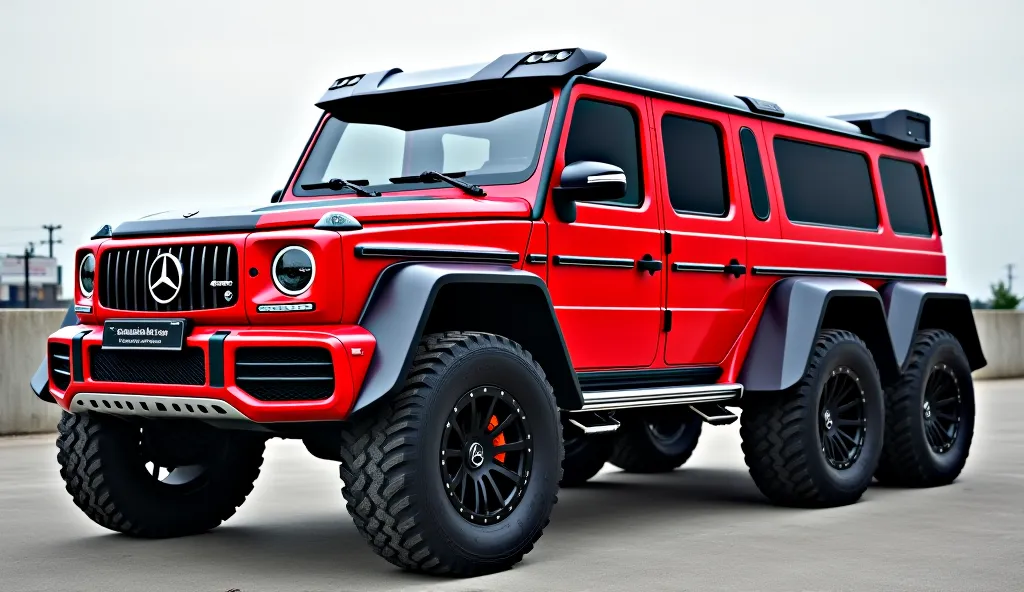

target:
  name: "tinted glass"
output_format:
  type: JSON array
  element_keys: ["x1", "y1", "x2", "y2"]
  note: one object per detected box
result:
[
  {"x1": 739, "y1": 128, "x2": 770, "y2": 220},
  {"x1": 879, "y1": 158, "x2": 932, "y2": 236},
  {"x1": 295, "y1": 87, "x2": 552, "y2": 196},
  {"x1": 774, "y1": 139, "x2": 878, "y2": 229},
  {"x1": 564, "y1": 99, "x2": 643, "y2": 207},
  {"x1": 661, "y1": 116, "x2": 728, "y2": 216}
]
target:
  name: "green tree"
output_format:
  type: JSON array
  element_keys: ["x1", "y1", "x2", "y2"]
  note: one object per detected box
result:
[{"x1": 990, "y1": 280, "x2": 1022, "y2": 310}]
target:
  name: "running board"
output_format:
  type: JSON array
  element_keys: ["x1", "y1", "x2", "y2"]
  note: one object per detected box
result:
[
  {"x1": 567, "y1": 411, "x2": 620, "y2": 434},
  {"x1": 576, "y1": 383, "x2": 743, "y2": 412},
  {"x1": 688, "y1": 402, "x2": 738, "y2": 425}
]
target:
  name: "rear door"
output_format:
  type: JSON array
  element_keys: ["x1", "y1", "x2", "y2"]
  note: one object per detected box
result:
[{"x1": 651, "y1": 99, "x2": 748, "y2": 365}]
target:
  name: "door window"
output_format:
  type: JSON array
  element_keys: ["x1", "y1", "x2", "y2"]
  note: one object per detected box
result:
[{"x1": 564, "y1": 99, "x2": 643, "y2": 207}]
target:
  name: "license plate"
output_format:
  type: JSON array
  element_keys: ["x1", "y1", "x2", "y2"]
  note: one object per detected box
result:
[{"x1": 102, "y1": 319, "x2": 187, "y2": 351}]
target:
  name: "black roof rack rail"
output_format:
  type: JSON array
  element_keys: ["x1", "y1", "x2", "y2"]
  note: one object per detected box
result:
[{"x1": 831, "y1": 109, "x2": 931, "y2": 150}]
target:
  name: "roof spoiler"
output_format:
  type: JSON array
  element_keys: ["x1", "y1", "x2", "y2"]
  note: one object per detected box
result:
[
  {"x1": 314, "y1": 48, "x2": 607, "y2": 111},
  {"x1": 832, "y1": 109, "x2": 931, "y2": 150}
]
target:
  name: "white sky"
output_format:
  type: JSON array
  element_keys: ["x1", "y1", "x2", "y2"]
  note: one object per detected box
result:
[{"x1": 1, "y1": 0, "x2": 1021, "y2": 298}]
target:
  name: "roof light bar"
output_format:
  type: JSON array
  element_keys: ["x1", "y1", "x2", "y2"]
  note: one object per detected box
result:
[
  {"x1": 523, "y1": 49, "x2": 575, "y2": 65},
  {"x1": 328, "y1": 75, "x2": 364, "y2": 90}
]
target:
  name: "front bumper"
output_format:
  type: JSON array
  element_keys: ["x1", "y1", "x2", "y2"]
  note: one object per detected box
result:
[{"x1": 46, "y1": 324, "x2": 376, "y2": 423}]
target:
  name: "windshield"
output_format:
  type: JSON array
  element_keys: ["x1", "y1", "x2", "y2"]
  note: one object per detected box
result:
[{"x1": 294, "y1": 86, "x2": 553, "y2": 197}]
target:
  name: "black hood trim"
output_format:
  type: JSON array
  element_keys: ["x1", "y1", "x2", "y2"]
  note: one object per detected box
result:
[
  {"x1": 253, "y1": 195, "x2": 438, "y2": 212},
  {"x1": 112, "y1": 215, "x2": 263, "y2": 238}
]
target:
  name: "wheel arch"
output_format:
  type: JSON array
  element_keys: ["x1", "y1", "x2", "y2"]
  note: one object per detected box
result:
[
  {"x1": 738, "y1": 277, "x2": 901, "y2": 392},
  {"x1": 881, "y1": 282, "x2": 986, "y2": 371},
  {"x1": 352, "y1": 262, "x2": 582, "y2": 414}
]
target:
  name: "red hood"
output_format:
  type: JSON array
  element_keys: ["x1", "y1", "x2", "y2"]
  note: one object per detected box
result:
[{"x1": 110, "y1": 194, "x2": 532, "y2": 238}]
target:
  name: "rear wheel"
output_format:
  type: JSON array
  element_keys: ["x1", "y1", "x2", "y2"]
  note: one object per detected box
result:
[
  {"x1": 740, "y1": 330, "x2": 885, "y2": 507},
  {"x1": 609, "y1": 409, "x2": 703, "y2": 473},
  {"x1": 339, "y1": 332, "x2": 561, "y2": 577},
  {"x1": 875, "y1": 329, "x2": 975, "y2": 487},
  {"x1": 560, "y1": 433, "x2": 613, "y2": 486},
  {"x1": 56, "y1": 412, "x2": 266, "y2": 537}
]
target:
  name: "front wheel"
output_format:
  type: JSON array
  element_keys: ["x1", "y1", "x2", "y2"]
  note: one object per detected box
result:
[
  {"x1": 339, "y1": 332, "x2": 562, "y2": 577},
  {"x1": 57, "y1": 412, "x2": 266, "y2": 537},
  {"x1": 740, "y1": 329, "x2": 885, "y2": 507}
]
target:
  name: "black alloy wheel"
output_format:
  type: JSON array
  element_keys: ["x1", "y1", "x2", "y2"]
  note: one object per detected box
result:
[
  {"x1": 921, "y1": 363, "x2": 962, "y2": 453},
  {"x1": 818, "y1": 366, "x2": 867, "y2": 470},
  {"x1": 441, "y1": 386, "x2": 534, "y2": 524}
]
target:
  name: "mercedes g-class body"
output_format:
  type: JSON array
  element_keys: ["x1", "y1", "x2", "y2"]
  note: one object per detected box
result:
[{"x1": 34, "y1": 48, "x2": 985, "y2": 577}]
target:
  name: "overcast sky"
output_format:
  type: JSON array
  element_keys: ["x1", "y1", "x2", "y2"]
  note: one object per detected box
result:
[{"x1": 1, "y1": 0, "x2": 1021, "y2": 299}]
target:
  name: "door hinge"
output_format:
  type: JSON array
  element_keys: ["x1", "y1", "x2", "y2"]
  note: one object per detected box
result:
[
  {"x1": 664, "y1": 231, "x2": 672, "y2": 255},
  {"x1": 663, "y1": 309, "x2": 673, "y2": 332}
]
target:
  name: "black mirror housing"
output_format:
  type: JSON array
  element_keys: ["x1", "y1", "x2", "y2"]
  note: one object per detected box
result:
[{"x1": 553, "y1": 161, "x2": 627, "y2": 223}]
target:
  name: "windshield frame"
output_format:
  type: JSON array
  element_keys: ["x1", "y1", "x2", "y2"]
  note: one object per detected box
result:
[{"x1": 290, "y1": 87, "x2": 554, "y2": 199}]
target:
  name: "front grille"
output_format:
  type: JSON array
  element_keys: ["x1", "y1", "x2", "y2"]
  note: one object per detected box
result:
[
  {"x1": 98, "y1": 244, "x2": 238, "y2": 311},
  {"x1": 49, "y1": 343, "x2": 71, "y2": 390},
  {"x1": 235, "y1": 347, "x2": 335, "y2": 401},
  {"x1": 90, "y1": 346, "x2": 206, "y2": 386}
]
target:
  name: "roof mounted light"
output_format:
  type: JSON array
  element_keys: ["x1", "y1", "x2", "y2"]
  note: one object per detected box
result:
[
  {"x1": 522, "y1": 49, "x2": 575, "y2": 65},
  {"x1": 328, "y1": 75, "x2": 364, "y2": 90}
]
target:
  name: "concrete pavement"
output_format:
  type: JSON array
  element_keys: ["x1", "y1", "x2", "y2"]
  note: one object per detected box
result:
[{"x1": 2, "y1": 380, "x2": 1022, "y2": 591}]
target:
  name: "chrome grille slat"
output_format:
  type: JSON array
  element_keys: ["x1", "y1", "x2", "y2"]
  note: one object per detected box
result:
[{"x1": 98, "y1": 243, "x2": 237, "y2": 312}]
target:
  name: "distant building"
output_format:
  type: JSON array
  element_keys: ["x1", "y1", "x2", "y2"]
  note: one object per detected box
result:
[{"x1": 0, "y1": 255, "x2": 66, "y2": 308}]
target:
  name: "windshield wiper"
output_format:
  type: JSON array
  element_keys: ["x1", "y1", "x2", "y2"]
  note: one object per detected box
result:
[
  {"x1": 301, "y1": 178, "x2": 380, "y2": 197},
  {"x1": 389, "y1": 171, "x2": 486, "y2": 197}
]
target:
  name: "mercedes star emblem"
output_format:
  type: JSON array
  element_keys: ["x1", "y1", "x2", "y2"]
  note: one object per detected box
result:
[
  {"x1": 468, "y1": 442, "x2": 485, "y2": 468},
  {"x1": 148, "y1": 252, "x2": 184, "y2": 304}
]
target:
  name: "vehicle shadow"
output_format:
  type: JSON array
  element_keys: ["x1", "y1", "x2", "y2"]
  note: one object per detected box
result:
[{"x1": 46, "y1": 466, "x2": 778, "y2": 582}]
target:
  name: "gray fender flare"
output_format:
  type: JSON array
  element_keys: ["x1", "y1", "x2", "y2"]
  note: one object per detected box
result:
[
  {"x1": 30, "y1": 304, "x2": 80, "y2": 402},
  {"x1": 738, "y1": 277, "x2": 900, "y2": 392},
  {"x1": 353, "y1": 262, "x2": 582, "y2": 414},
  {"x1": 881, "y1": 282, "x2": 986, "y2": 370}
]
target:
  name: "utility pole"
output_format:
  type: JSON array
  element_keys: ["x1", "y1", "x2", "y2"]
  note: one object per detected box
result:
[
  {"x1": 1008, "y1": 263, "x2": 1017, "y2": 293},
  {"x1": 23, "y1": 243, "x2": 35, "y2": 308},
  {"x1": 41, "y1": 224, "x2": 62, "y2": 258}
]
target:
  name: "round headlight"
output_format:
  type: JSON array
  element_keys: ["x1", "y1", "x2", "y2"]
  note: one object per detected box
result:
[
  {"x1": 79, "y1": 253, "x2": 95, "y2": 297},
  {"x1": 272, "y1": 246, "x2": 315, "y2": 296}
]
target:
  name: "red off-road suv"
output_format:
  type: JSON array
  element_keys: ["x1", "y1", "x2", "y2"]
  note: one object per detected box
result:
[{"x1": 34, "y1": 48, "x2": 985, "y2": 577}]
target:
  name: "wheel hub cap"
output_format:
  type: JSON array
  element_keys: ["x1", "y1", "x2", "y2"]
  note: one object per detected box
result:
[
  {"x1": 923, "y1": 363, "x2": 961, "y2": 454},
  {"x1": 818, "y1": 366, "x2": 867, "y2": 470}
]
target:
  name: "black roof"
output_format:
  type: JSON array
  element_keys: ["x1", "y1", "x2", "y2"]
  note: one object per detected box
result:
[{"x1": 315, "y1": 48, "x2": 929, "y2": 150}]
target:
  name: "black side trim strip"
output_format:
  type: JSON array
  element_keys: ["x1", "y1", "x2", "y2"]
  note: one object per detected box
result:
[
  {"x1": 208, "y1": 331, "x2": 230, "y2": 388},
  {"x1": 553, "y1": 255, "x2": 635, "y2": 269},
  {"x1": 526, "y1": 254, "x2": 548, "y2": 264},
  {"x1": 751, "y1": 266, "x2": 946, "y2": 283},
  {"x1": 71, "y1": 330, "x2": 90, "y2": 382},
  {"x1": 672, "y1": 262, "x2": 727, "y2": 273},
  {"x1": 354, "y1": 244, "x2": 520, "y2": 264},
  {"x1": 578, "y1": 367, "x2": 722, "y2": 391}
]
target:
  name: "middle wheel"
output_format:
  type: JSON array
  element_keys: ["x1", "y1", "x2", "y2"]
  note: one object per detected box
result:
[{"x1": 609, "y1": 408, "x2": 704, "y2": 473}]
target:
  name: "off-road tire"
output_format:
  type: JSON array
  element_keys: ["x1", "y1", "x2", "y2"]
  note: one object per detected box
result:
[
  {"x1": 875, "y1": 329, "x2": 975, "y2": 487},
  {"x1": 609, "y1": 410, "x2": 703, "y2": 473},
  {"x1": 56, "y1": 411, "x2": 266, "y2": 537},
  {"x1": 560, "y1": 433, "x2": 613, "y2": 486},
  {"x1": 740, "y1": 329, "x2": 885, "y2": 507},
  {"x1": 338, "y1": 331, "x2": 562, "y2": 577}
]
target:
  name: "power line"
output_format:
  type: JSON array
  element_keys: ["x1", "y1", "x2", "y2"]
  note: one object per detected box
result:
[{"x1": 41, "y1": 224, "x2": 63, "y2": 258}]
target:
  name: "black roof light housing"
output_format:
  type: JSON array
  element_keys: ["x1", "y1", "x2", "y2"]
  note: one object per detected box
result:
[{"x1": 832, "y1": 109, "x2": 931, "y2": 150}]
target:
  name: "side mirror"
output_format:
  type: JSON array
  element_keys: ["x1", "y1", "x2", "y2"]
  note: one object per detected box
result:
[
  {"x1": 271, "y1": 189, "x2": 284, "y2": 203},
  {"x1": 553, "y1": 161, "x2": 627, "y2": 223}
]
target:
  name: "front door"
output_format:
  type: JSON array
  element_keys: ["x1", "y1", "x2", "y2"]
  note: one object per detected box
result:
[
  {"x1": 651, "y1": 98, "x2": 749, "y2": 366},
  {"x1": 545, "y1": 86, "x2": 663, "y2": 370}
]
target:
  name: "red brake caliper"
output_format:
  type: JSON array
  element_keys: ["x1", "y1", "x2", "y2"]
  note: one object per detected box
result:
[{"x1": 488, "y1": 415, "x2": 506, "y2": 463}]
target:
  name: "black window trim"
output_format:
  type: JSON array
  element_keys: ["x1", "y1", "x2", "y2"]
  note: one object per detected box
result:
[
  {"x1": 738, "y1": 126, "x2": 771, "y2": 222},
  {"x1": 660, "y1": 112, "x2": 732, "y2": 219},
  {"x1": 772, "y1": 134, "x2": 881, "y2": 233},
  {"x1": 877, "y1": 155, "x2": 935, "y2": 239},
  {"x1": 568, "y1": 95, "x2": 646, "y2": 210}
]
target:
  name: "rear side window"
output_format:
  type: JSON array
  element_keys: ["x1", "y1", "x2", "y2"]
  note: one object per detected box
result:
[
  {"x1": 879, "y1": 158, "x2": 933, "y2": 236},
  {"x1": 739, "y1": 128, "x2": 770, "y2": 220},
  {"x1": 564, "y1": 99, "x2": 643, "y2": 207},
  {"x1": 661, "y1": 115, "x2": 728, "y2": 216},
  {"x1": 774, "y1": 138, "x2": 878, "y2": 230}
]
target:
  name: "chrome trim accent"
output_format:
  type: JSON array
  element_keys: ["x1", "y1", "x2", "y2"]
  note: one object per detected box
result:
[
  {"x1": 568, "y1": 417, "x2": 621, "y2": 434},
  {"x1": 751, "y1": 266, "x2": 946, "y2": 283},
  {"x1": 553, "y1": 255, "x2": 635, "y2": 269},
  {"x1": 354, "y1": 244, "x2": 520, "y2": 264},
  {"x1": 672, "y1": 262, "x2": 726, "y2": 273},
  {"x1": 73, "y1": 305, "x2": 92, "y2": 314},
  {"x1": 526, "y1": 253, "x2": 548, "y2": 264},
  {"x1": 587, "y1": 173, "x2": 627, "y2": 184},
  {"x1": 577, "y1": 383, "x2": 743, "y2": 412},
  {"x1": 69, "y1": 393, "x2": 250, "y2": 421}
]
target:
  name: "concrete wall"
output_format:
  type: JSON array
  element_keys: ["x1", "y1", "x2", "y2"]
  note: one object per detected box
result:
[
  {"x1": 0, "y1": 309, "x2": 66, "y2": 435},
  {"x1": 0, "y1": 309, "x2": 1022, "y2": 435},
  {"x1": 972, "y1": 310, "x2": 1024, "y2": 380}
]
